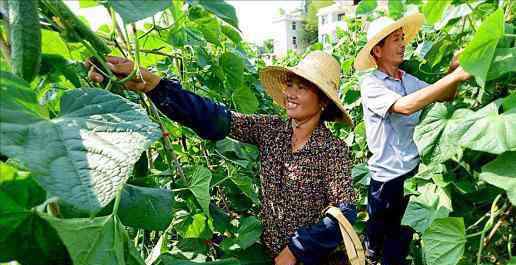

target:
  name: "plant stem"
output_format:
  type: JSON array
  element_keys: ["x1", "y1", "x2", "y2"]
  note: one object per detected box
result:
[
  {"x1": 125, "y1": 24, "x2": 185, "y2": 183},
  {"x1": 112, "y1": 187, "x2": 123, "y2": 215},
  {"x1": 0, "y1": 27, "x2": 11, "y2": 66},
  {"x1": 476, "y1": 194, "x2": 502, "y2": 265},
  {"x1": 107, "y1": 6, "x2": 130, "y2": 51}
]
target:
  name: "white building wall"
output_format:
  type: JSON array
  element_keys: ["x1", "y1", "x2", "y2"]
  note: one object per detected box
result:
[{"x1": 273, "y1": 16, "x2": 306, "y2": 57}]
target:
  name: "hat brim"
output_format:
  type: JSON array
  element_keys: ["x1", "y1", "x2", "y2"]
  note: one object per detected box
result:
[
  {"x1": 354, "y1": 13, "x2": 425, "y2": 71},
  {"x1": 259, "y1": 66, "x2": 353, "y2": 126}
]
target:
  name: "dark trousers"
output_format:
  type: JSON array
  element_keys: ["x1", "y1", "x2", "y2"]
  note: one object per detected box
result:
[{"x1": 365, "y1": 168, "x2": 417, "y2": 265}]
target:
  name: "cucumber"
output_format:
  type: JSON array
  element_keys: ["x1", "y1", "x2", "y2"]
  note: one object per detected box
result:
[
  {"x1": 41, "y1": 0, "x2": 111, "y2": 55},
  {"x1": 8, "y1": 0, "x2": 41, "y2": 82}
]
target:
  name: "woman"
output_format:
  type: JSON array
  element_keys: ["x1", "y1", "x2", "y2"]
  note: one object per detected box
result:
[{"x1": 88, "y1": 51, "x2": 357, "y2": 265}]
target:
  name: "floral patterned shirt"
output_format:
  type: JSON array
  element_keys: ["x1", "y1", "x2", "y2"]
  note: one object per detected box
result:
[{"x1": 229, "y1": 112, "x2": 356, "y2": 257}]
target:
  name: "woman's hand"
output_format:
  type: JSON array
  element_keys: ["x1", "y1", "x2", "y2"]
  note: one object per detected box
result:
[
  {"x1": 274, "y1": 246, "x2": 297, "y2": 265},
  {"x1": 86, "y1": 56, "x2": 161, "y2": 92}
]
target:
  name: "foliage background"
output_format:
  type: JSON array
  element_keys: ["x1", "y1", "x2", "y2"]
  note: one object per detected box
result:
[{"x1": 0, "y1": 0, "x2": 514, "y2": 265}]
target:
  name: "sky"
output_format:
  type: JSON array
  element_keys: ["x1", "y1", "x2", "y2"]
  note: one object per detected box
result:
[{"x1": 67, "y1": 1, "x2": 304, "y2": 45}]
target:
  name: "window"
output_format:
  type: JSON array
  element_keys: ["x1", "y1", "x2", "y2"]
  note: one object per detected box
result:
[
  {"x1": 292, "y1": 36, "x2": 297, "y2": 48},
  {"x1": 292, "y1": 21, "x2": 296, "y2": 30},
  {"x1": 321, "y1": 15, "x2": 327, "y2": 25},
  {"x1": 338, "y1": 13, "x2": 345, "y2": 21}
]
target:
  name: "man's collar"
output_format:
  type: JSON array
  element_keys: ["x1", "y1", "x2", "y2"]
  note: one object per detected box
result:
[{"x1": 373, "y1": 68, "x2": 406, "y2": 81}]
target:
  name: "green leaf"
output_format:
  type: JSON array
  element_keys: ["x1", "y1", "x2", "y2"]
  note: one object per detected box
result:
[
  {"x1": 232, "y1": 86, "x2": 258, "y2": 114},
  {"x1": 479, "y1": 152, "x2": 516, "y2": 205},
  {"x1": 41, "y1": 30, "x2": 70, "y2": 58},
  {"x1": 174, "y1": 211, "x2": 213, "y2": 239},
  {"x1": 229, "y1": 174, "x2": 260, "y2": 205},
  {"x1": 0, "y1": 76, "x2": 161, "y2": 214},
  {"x1": 186, "y1": 166, "x2": 212, "y2": 216},
  {"x1": 356, "y1": 0, "x2": 377, "y2": 15},
  {"x1": 459, "y1": 9, "x2": 504, "y2": 87},
  {"x1": 159, "y1": 254, "x2": 240, "y2": 265},
  {"x1": 221, "y1": 24, "x2": 242, "y2": 43},
  {"x1": 0, "y1": 164, "x2": 68, "y2": 265},
  {"x1": 192, "y1": 0, "x2": 239, "y2": 29},
  {"x1": 0, "y1": 71, "x2": 48, "y2": 119},
  {"x1": 221, "y1": 216, "x2": 262, "y2": 252},
  {"x1": 422, "y1": 217, "x2": 466, "y2": 265},
  {"x1": 41, "y1": 214, "x2": 144, "y2": 265},
  {"x1": 108, "y1": 0, "x2": 171, "y2": 24},
  {"x1": 414, "y1": 103, "x2": 473, "y2": 164},
  {"x1": 40, "y1": 53, "x2": 81, "y2": 87},
  {"x1": 458, "y1": 100, "x2": 516, "y2": 154},
  {"x1": 503, "y1": 93, "x2": 516, "y2": 111},
  {"x1": 79, "y1": 0, "x2": 98, "y2": 8},
  {"x1": 487, "y1": 47, "x2": 516, "y2": 81},
  {"x1": 388, "y1": 0, "x2": 404, "y2": 19},
  {"x1": 235, "y1": 216, "x2": 262, "y2": 249},
  {"x1": 351, "y1": 163, "x2": 371, "y2": 186},
  {"x1": 118, "y1": 184, "x2": 175, "y2": 231},
  {"x1": 422, "y1": 0, "x2": 452, "y2": 25},
  {"x1": 220, "y1": 51, "x2": 244, "y2": 89},
  {"x1": 401, "y1": 183, "x2": 451, "y2": 233},
  {"x1": 194, "y1": 16, "x2": 221, "y2": 45}
]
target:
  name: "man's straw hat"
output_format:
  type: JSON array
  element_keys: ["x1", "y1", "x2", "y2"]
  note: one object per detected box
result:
[
  {"x1": 259, "y1": 51, "x2": 353, "y2": 126},
  {"x1": 354, "y1": 13, "x2": 425, "y2": 71}
]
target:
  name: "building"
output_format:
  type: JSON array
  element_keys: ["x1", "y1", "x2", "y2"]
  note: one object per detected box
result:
[
  {"x1": 272, "y1": 8, "x2": 307, "y2": 57},
  {"x1": 317, "y1": 0, "x2": 388, "y2": 44}
]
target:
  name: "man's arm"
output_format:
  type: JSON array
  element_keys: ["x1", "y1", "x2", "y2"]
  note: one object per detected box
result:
[{"x1": 391, "y1": 66, "x2": 470, "y2": 115}]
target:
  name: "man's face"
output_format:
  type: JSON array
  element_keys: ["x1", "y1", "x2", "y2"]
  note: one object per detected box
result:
[{"x1": 372, "y1": 28, "x2": 406, "y2": 66}]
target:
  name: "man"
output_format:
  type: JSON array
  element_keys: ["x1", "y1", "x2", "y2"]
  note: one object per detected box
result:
[{"x1": 354, "y1": 13, "x2": 471, "y2": 265}]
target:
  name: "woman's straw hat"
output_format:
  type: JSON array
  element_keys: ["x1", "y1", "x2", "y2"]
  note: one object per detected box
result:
[
  {"x1": 354, "y1": 12, "x2": 425, "y2": 71},
  {"x1": 259, "y1": 51, "x2": 353, "y2": 126}
]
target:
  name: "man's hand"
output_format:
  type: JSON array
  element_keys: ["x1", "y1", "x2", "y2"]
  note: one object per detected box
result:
[
  {"x1": 274, "y1": 246, "x2": 297, "y2": 265},
  {"x1": 86, "y1": 56, "x2": 161, "y2": 92},
  {"x1": 451, "y1": 66, "x2": 472, "y2": 82},
  {"x1": 447, "y1": 50, "x2": 463, "y2": 74}
]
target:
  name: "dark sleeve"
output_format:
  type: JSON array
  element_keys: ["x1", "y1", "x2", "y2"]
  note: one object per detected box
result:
[
  {"x1": 146, "y1": 79, "x2": 231, "y2": 140},
  {"x1": 287, "y1": 203, "x2": 357, "y2": 265}
]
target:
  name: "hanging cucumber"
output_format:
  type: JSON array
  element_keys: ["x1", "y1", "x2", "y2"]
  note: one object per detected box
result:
[
  {"x1": 8, "y1": 0, "x2": 41, "y2": 82},
  {"x1": 40, "y1": 0, "x2": 111, "y2": 55}
]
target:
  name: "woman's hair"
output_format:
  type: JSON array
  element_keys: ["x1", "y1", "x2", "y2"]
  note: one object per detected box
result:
[{"x1": 320, "y1": 99, "x2": 341, "y2": 122}]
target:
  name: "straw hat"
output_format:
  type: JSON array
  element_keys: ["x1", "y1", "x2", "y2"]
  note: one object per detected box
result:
[
  {"x1": 354, "y1": 12, "x2": 425, "y2": 71},
  {"x1": 259, "y1": 51, "x2": 353, "y2": 126}
]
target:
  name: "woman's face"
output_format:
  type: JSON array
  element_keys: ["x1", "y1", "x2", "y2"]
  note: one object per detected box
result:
[{"x1": 283, "y1": 74, "x2": 324, "y2": 121}]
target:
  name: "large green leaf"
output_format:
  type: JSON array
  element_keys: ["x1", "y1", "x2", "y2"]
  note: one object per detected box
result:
[
  {"x1": 220, "y1": 216, "x2": 262, "y2": 252},
  {"x1": 351, "y1": 163, "x2": 371, "y2": 186},
  {"x1": 479, "y1": 152, "x2": 516, "y2": 205},
  {"x1": 174, "y1": 211, "x2": 213, "y2": 239},
  {"x1": 41, "y1": 214, "x2": 144, "y2": 265},
  {"x1": 118, "y1": 184, "x2": 175, "y2": 231},
  {"x1": 487, "y1": 47, "x2": 516, "y2": 81},
  {"x1": 401, "y1": 183, "x2": 451, "y2": 233},
  {"x1": 191, "y1": 0, "x2": 239, "y2": 29},
  {"x1": 0, "y1": 163, "x2": 69, "y2": 264},
  {"x1": 221, "y1": 24, "x2": 242, "y2": 43},
  {"x1": 414, "y1": 103, "x2": 473, "y2": 164},
  {"x1": 0, "y1": 73, "x2": 161, "y2": 213},
  {"x1": 229, "y1": 174, "x2": 260, "y2": 205},
  {"x1": 186, "y1": 166, "x2": 212, "y2": 216},
  {"x1": 194, "y1": 16, "x2": 221, "y2": 45},
  {"x1": 458, "y1": 100, "x2": 516, "y2": 154},
  {"x1": 422, "y1": 0, "x2": 452, "y2": 25},
  {"x1": 422, "y1": 217, "x2": 466, "y2": 265},
  {"x1": 388, "y1": 0, "x2": 404, "y2": 19},
  {"x1": 108, "y1": 0, "x2": 171, "y2": 24},
  {"x1": 220, "y1": 52, "x2": 244, "y2": 89},
  {"x1": 459, "y1": 9, "x2": 504, "y2": 87},
  {"x1": 232, "y1": 86, "x2": 258, "y2": 114},
  {"x1": 356, "y1": 0, "x2": 377, "y2": 15}
]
